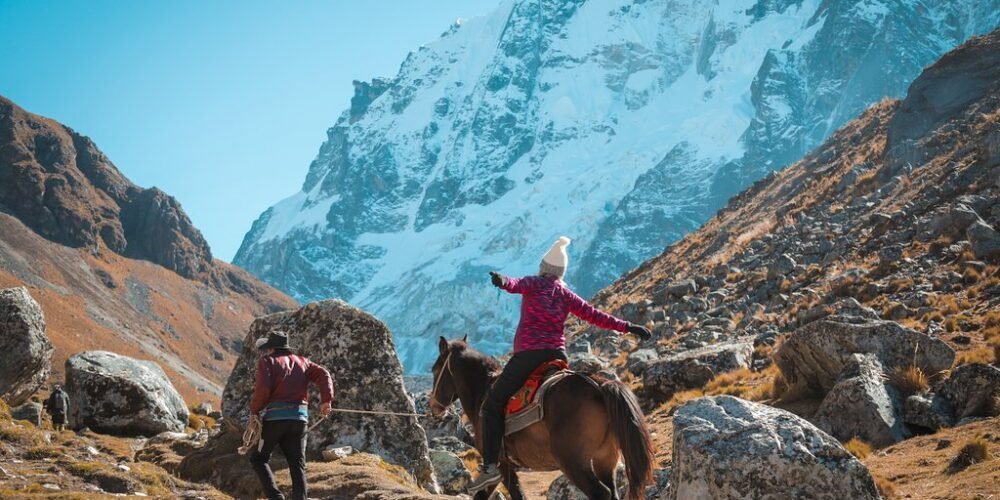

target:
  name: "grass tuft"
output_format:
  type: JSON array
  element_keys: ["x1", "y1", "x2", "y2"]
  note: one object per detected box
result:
[
  {"x1": 844, "y1": 437, "x2": 874, "y2": 459},
  {"x1": 888, "y1": 364, "x2": 928, "y2": 397}
]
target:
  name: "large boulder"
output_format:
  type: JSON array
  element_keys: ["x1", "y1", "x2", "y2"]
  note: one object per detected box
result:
[
  {"x1": 967, "y1": 220, "x2": 1000, "y2": 262},
  {"x1": 66, "y1": 351, "x2": 188, "y2": 436},
  {"x1": 668, "y1": 396, "x2": 880, "y2": 499},
  {"x1": 812, "y1": 354, "x2": 909, "y2": 447},
  {"x1": 774, "y1": 318, "x2": 954, "y2": 395},
  {"x1": 429, "y1": 449, "x2": 471, "y2": 495},
  {"x1": 221, "y1": 299, "x2": 437, "y2": 492},
  {"x1": 10, "y1": 401, "x2": 43, "y2": 426},
  {"x1": 643, "y1": 338, "x2": 752, "y2": 400},
  {"x1": 933, "y1": 363, "x2": 1000, "y2": 421},
  {"x1": 0, "y1": 287, "x2": 52, "y2": 406}
]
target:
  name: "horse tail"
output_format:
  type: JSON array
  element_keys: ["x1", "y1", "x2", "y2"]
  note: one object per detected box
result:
[{"x1": 600, "y1": 378, "x2": 654, "y2": 500}]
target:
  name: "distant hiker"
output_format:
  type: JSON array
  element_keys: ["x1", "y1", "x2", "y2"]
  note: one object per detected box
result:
[
  {"x1": 44, "y1": 383, "x2": 70, "y2": 431},
  {"x1": 468, "y1": 236, "x2": 652, "y2": 493},
  {"x1": 249, "y1": 331, "x2": 335, "y2": 500}
]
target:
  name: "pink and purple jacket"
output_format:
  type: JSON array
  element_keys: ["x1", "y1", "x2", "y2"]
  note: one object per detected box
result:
[{"x1": 500, "y1": 274, "x2": 630, "y2": 353}]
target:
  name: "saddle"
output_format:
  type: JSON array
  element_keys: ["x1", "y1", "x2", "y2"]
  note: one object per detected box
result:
[{"x1": 504, "y1": 359, "x2": 596, "y2": 435}]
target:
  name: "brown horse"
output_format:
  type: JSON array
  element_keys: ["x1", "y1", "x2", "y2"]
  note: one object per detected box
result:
[{"x1": 428, "y1": 337, "x2": 654, "y2": 500}]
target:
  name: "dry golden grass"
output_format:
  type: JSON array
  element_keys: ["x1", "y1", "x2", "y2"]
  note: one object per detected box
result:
[
  {"x1": 188, "y1": 414, "x2": 217, "y2": 432},
  {"x1": 955, "y1": 346, "x2": 997, "y2": 366},
  {"x1": 889, "y1": 364, "x2": 929, "y2": 397},
  {"x1": 873, "y1": 474, "x2": 897, "y2": 499},
  {"x1": 844, "y1": 437, "x2": 874, "y2": 459},
  {"x1": 659, "y1": 389, "x2": 706, "y2": 414}
]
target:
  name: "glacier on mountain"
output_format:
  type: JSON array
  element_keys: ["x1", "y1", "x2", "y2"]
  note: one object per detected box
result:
[{"x1": 235, "y1": 0, "x2": 1000, "y2": 371}]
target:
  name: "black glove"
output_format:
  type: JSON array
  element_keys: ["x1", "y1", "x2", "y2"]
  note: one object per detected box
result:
[
  {"x1": 627, "y1": 323, "x2": 652, "y2": 341},
  {"x1": 489, "y1": 271, "x2": 505, "y2": 288}
]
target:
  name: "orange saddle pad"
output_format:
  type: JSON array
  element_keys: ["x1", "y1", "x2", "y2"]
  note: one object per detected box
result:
[{"x1": 505, "y1": 359, "x2": 570, "y2": 415}]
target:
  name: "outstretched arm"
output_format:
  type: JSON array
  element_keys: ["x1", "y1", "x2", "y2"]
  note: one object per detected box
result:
[
  {"x1": 566, "y1": 290, "x2": 630, "y2": 333},
  {"x1": 490, "y1": 272, "x2": 529, "y2": 294}
]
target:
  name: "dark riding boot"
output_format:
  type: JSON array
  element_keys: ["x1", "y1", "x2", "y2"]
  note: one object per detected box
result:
[{"x1": 468, "y1": 463, "x2": 502, "y2": 494}]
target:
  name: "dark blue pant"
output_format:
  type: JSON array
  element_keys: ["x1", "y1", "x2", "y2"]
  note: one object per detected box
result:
[
  {"x1": 249, "y1": 419, "x2": 307, "y2": 500},
  {"x1": 480, "y1": 349, "x2": 567, "y2": 465}
]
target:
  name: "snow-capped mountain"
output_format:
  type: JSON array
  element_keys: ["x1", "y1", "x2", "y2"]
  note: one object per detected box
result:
[{"x1": 235, "y1": 0, "x2": 1000, "y2": 372}]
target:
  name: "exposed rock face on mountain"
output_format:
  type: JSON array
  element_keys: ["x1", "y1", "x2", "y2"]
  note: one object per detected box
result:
[
  {"x1": 0, "y1": 96, "x2": 211, "y2": 280},
  {"x1": 575, "y1": 27, "x2": 1000, "y2": 378},
  {"x1": 221, "y1": 299, "x2": 437, "y2": 492},
  {"x1": 0, "y1": 96, "x2": 297, "y2": 401},
  {"x1": 565, "y1": 29, "x2": 1000, "y2": 499},
  {"x1": 66, "y1": 350, "x2": 189, "y2": 436},
  {"x1": 0, "y1": 286, "x2": 52, "y2": 406},
  {"x1": 235, "y1": 0, "x2": 1000, "y2": 371}
]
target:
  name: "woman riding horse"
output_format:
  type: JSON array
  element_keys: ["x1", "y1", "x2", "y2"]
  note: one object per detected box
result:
[{"x1": 464, "y1": 236, "x2": 652, "y2": 495}]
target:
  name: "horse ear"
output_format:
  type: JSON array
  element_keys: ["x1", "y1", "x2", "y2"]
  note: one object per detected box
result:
[
  {"x1": 438, "y1": 336, "x2": 448, "y2": 355},
  {"x1": 462, "y1": 334, "x2": 468, "y2": 343}
]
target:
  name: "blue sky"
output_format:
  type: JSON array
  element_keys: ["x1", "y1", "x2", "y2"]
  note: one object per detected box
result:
[{"x1": 0, "y1": 0, "x2": 500, "y2": 261}]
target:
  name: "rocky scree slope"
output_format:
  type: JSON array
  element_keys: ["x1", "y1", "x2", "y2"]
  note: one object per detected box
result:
[
  {"x1": 235, "y1": 0, "x2": 1000, "y2": 371},
  {"x1": 0, "y1": 96, "x2": 297, "y2": 401},
  {"x1": 564, "y1": 29, "x2": 1000, "y2": 497}
]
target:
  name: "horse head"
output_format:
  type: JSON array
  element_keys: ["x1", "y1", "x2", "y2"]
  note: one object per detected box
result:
[{"x1": 428, "y1": 335, "x2": 466, "y2": 416}]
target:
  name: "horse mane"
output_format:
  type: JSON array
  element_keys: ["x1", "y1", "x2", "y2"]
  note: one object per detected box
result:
[{"x1": 450, "y1": 340, "x2": 501, "y2": 374}]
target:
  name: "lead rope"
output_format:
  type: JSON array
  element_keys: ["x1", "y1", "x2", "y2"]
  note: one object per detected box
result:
[{"x1": 239, "y1": 352, "x2": 454, "y2": 455}]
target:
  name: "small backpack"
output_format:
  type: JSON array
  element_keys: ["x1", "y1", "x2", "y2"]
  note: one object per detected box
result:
[{"x1": 51, "y1": 391, "x2": 66, "y2": 411}]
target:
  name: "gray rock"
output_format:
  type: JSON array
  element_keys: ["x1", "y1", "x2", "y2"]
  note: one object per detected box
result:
[
  {"x1": 569, "y1": 353, "x2": 609, "y2": 374},
  {"x1": 923, "y1": 204, "x2": 983, "y2": 240},
  {"x1": 663, "y1": 280, "x2": 698, "y2": 299},
  {"x1": 66, "y1": 351, "x2": 188, "y2": 436},
  {"x1": 967, "y1": 220, "x2": 1000, "y2": 262},
  {"x1": 767, "y1": 254, "x2": 797, "y2": 280},
  {"x1": 627, "y1": 349, "x2": 658, "y2": 376},
  {"x1": 775, "y1": 319, "x2": 955, "y2": 395},
  {"x1": 878, "y1": 244, "x2": 904, "y2": 267},
  {"x1": 643, "y1": 338, "x2": 752, "y2": 400},
  {"x1": 0, "y1": 287, "x2": 52, "y2": 406},
  {"x1": 10, "y1": 401, "x2": 43, "y2": 426},
  {"x1": 903, "y1": 393, "x2": 954, "y2": 430},
  {"x1": 428, "y1": 435, "x2": 471, "y2": 454},
  {"x1": 430, "y1": 449, "x2": 471, "y2": 495},
  {"x1": 221, "y1": 299, "x2": 437, "y2": 492},
  {"x1": 933, "y1": 363, "x2": 1000, "y2": 420},
  {"x1": 669, "y1": 396, "x2": 880, "y2": 500},
  {"x1": 813, "y1": 354, "x2": 909, "y2": 446}
]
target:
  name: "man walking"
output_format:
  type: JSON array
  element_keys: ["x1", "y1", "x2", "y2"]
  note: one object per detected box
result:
[
  {"x1": 249, "y1": 331, "x2": 335, "y2": 500},
  {"x1": 44, "y1": 384, "x2": 70, "y2": 431}
]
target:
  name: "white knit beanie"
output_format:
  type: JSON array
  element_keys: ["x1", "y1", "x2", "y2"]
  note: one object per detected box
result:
[{"x1": 539, "y1": 236, "x2": 571, "y2": 279}]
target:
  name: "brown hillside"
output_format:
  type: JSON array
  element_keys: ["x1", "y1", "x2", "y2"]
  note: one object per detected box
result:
[
  {"x1": 562, "y1": 29, "x2": 1000, "y2": 497},
  {"x1": 0, "y1": 97, "x2": 297, "y2": 404}
]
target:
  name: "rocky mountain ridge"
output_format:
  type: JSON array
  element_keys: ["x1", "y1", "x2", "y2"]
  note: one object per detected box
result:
[
  {"x1": 234, "y1": 0, "x2": 1000, "y2": 371},
  {"x1": 563, "y1": 28, "x2": 1000, "y2": 498},
  {"x1": 0, "y1": 96, "x2": 297, "y2": 400}
]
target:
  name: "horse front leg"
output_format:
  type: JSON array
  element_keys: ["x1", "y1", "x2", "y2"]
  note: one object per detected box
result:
[{"x1": 500, "y1": 462, "x2": 525, "y2": 500}]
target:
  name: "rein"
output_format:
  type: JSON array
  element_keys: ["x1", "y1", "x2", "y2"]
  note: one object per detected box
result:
[{"x1": 428, "y1": 349, "x2": 455, "y2": 416}]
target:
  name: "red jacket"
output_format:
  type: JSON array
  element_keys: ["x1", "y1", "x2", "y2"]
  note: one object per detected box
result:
[
  {"x1": 501, "y1": 275, "x2": 629, "y2": 352},
  {"x1": 250, "y1": 352, "x2": 335, "y2": 414}
]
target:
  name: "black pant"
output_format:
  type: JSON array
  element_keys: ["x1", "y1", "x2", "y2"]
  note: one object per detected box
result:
[
  {"x1": 249, "y1": 419, "x2": 307, "y2": 500},
  {"x1": 480, "y1": 349, "x2": 567, "y2": 465}
]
